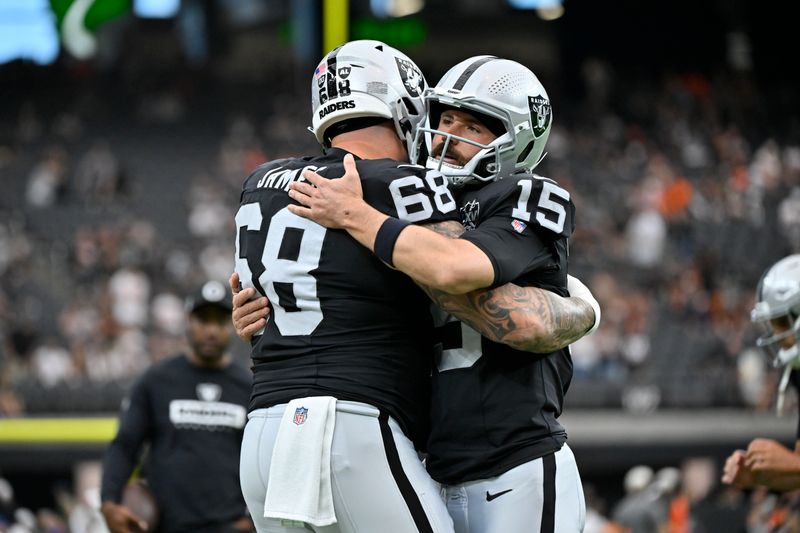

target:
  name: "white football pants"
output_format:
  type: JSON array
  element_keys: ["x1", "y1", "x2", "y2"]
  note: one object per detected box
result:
[
  {"x1": 240, "y1": 400, "x2": 454, "y2": 533},
  {"x1": 443, "y1": 444, "x2": 585, "y2": 533}
]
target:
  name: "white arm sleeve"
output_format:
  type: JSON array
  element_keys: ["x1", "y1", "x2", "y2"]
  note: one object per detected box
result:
[{"x1": 567, "y1": 275, "x2": 601, "y2": 335}]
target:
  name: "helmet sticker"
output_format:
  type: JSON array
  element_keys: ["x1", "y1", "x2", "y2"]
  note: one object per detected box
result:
[
  {"x1": 395, "y1": 57, "x2": 424, "y2": 97},
  {"x1": 528, "y1": 95, "x2": 551, "y2": 138},
  {"x1": 317, "y1": 67, "x2": 351, "y2": 105},
  {"x1": 367, "y1": 81, "x2": 388, "y2": 95}
]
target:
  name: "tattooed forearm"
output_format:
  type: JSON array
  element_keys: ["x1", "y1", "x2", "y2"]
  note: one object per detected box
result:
[
  {"x1": 422, "y1": 220, "x2": 466, "y2": 239},
  {"x1": 422, "y1": 282, "x2": 595, "y2": 353}
]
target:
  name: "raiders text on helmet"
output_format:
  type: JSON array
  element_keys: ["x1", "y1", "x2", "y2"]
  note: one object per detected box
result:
[
  {"x1": 411, "y1": 56, "x2": 552, "y2": 187},
  {"x1": 309, "y1": 40, "x2": 427, "y2": 156}
]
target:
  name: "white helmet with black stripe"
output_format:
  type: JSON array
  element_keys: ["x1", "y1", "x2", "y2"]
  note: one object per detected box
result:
[
  {"x1": 309, "y1": 40, "x2": 427, "y2": 156},
  {"x1": 411, "y1": 56, "x2": 552, "y2": 187}
]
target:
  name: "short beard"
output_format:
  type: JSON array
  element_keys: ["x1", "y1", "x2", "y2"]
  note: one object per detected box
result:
[{"x1": 432, "y1": 142, "x2": 467, "y2": 167}]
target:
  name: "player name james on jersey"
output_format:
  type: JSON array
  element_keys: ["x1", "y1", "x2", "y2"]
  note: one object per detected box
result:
[{"x1": 255, "y1": 165, "x2": 327, "y2": 191}]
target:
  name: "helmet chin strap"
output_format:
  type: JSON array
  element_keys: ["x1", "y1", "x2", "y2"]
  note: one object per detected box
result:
[
  {"x1": 775, "y1": 316, "x2": 800, "y2": 416},
  {"x1": 777, "y1": 364, "x2": 792, "y2": 416}
]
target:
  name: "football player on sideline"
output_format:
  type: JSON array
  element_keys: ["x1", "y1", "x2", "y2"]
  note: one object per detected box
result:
[
  {"x1": 289, "y1": 57, "x2": 591, "y2": 532},
  {"x1": 723, "y1": 254, "x2": 800, "y2": 491},
  {"x1": 100, "y1": 281, "x2": 252, "y2": 533},
  {"x1": 233, "y1": 43, "x2": 597, "y2": 533}
]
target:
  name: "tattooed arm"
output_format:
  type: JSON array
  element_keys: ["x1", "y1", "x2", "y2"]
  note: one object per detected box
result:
[
  {"x1": 420, "y1": 220, "x2": 597, "y2": 353},
  {"x1": 420, "y1": 282, "x2": 595, "y2": 353}
]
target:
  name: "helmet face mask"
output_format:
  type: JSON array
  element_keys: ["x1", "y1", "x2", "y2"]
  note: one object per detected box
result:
[
  {"x1": 309, "y1": 40, "x2": 427, "y2": 156},
  {"x1": 754, "y1": 315, "x2": 800, "y2": 367},
  {"x1": 751, "y1": 255, "x2": 800, "y2": 368},
  {"x1": 410, "y1": 56, "x2": 552, "y2": 187}
]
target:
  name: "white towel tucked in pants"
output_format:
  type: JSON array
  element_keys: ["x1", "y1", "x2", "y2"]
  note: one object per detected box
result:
[{"x1": 264, "y1": 396, "x2": 337, "y2": 527}]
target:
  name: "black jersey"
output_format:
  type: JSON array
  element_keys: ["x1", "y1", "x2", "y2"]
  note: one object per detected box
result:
[
  {"x1": 235, "y1": 148, "x2": 458, "y2": 448},
  {"x1": 101, "y1": 355, "x2": 251, "y2": 533},
  {"x1": 792, "y1": 371, "x2": 800, "y2": 440},
  {"x1": 426, "y1": 173, "x2": 576, "y2": 484}
]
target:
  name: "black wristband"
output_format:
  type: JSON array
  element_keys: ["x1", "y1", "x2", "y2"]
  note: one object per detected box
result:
[{"x1": 374, "y1": 218, "x2": 410, "y2": 267}]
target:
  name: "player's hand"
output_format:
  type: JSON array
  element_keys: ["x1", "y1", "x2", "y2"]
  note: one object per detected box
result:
[
  {"x1": 229, "y1": 272, "x2": 269, "y2": 342},
  {"x1": 722, "y1": 449, "x2": 755, "y2": 488},
  {"x1": 289, "y1": 153, "x2": 365, "y2": 229},
  {"x1": 101, "y1": 501, "x2": 149, "y2": 533},
  {"x1": 745, "y1": 438, "x2": 800, "y2": 474}
]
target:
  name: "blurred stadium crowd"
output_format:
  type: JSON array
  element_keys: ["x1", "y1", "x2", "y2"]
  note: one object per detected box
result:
[
  {"x1": 2, "y1": 61, "x2": 799, "y2": 416},
  {"x1": 1, "y1": 48, "x2": 800, "y2": 532}
]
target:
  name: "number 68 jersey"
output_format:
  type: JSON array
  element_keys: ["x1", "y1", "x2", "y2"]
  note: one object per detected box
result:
[{"x1": 234, "y1": 148, "x2": 459, "y2": 448}]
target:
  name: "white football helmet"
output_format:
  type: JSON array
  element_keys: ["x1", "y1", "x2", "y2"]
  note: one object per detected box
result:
[
  {"x1": 752, "y1": 254, "x2": 800, "y2": 367},
  {"x1": 410, "y1": 56, "x2": 553, "y2": 187},
  {"x1": 309, "y1": 40, "x2": 427, "y2": 156}
]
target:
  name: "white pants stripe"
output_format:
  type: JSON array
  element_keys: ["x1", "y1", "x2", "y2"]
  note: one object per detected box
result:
[
  {"x1": 240, "y1": 400, "x2": 454, "y2": 533},
  {"x1": 443, "y1": 444, "x2": 585, "y2": 533}
]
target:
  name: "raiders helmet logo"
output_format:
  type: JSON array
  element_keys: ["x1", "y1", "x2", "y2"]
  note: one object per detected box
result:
[
  {"x1": 338, "y1": 66, "x2": 351, "y2": 79},
  {"x1": 196, "y1": 383, "x2": 222, "y2": 402},
  {"x1": 528, "y1": 95, "x2": 552, "y2": 138},
  {"x1": 395, "y1": 57, "x2": 424, "y2": 97}
]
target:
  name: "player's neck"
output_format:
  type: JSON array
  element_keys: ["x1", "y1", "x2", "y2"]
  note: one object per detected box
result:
[
  {"x1": 186, "y1": 351, "x2": 231, "y2": 369},
  {"x1": 331, "y1": 124, "x2": 408, "y2": 162}
]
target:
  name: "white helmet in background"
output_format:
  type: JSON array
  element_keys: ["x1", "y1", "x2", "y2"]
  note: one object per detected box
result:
[
  {"x1": 752, "y1": 254, "x2": 800, "y2": 368},
  {"x1": 411, "y1": 56, "x2": 552, "y2": 187},
  {"x1": 310, "y1": 40, "x2": 427, "y2": 156}
]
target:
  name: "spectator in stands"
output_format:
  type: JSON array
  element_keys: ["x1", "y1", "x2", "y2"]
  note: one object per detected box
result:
[
  {"x1": 100, "y1": 281, "x2": 253, "y2": 533},
  {"x1": 611, "y1": 465, "x2": 661, "y2": 533},
  {"x1": 25, "y1": 146, "x2": 68, "y2": 208},
  {"x1": 723, "y1": 255, "x2": 800, "y2": 491}
]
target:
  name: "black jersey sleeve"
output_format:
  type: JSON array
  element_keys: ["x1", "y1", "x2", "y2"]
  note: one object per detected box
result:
[
  {"x1": 100, "y1": 374, "x2": 152, "y2": 503},
  {"x1": 792, "y1": 371, "x2": 800, "y2": 440},
  {"x1": 358, "y1": 162, "x2": 460, "y2": 225},
  {"x1": 459, "y1": 175, "x2": 575, "y2": 286}
]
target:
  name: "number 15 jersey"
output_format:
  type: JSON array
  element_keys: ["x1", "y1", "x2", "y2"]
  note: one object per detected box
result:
[
  {"x1": 235, "y1": 148, "x2": 458, "y2": 448},
  {"x1": 428, "y1": 173, "x2": 576, "y2": 484}
]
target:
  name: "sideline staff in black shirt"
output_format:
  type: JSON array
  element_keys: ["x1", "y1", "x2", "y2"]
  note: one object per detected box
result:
[{"x1": 100, "y1": 281, "x2": 252, "y2": 533}]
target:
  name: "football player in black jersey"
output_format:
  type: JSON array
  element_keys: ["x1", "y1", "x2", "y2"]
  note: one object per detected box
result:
[
  {"x1": 234, "y1": 43, "x2": 597, "y2": 533},
  {"x1": 289, "y1": 57, "x2": 592, "y2": 532},
  {"x1": 100, "y1": 281, "x2": 252, "y2": 533},
  {"x1": 723, "y1": 255, "x2": 800, "y2": 491},
  {"x1": 234, "y1": 40, "x2": 460, "y2": 533}
]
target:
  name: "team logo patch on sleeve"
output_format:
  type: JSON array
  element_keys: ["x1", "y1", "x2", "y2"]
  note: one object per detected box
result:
[
  {"x1": 511, "y1": 219, "x2": 527, "y2": 233},
  {"x1": 528, "y1": 95, "x2": 552, "y2": 138},
  {"x1": 460, "y1": 199, "x2": 480, "y2": 231},
  {"x1": 293, "y1": 406, "x2": 309, "y2": 425}
]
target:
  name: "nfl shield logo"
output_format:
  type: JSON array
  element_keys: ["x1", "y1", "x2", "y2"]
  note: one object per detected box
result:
[
  {"x1": 293, "y1": 407, "x2": 308, "y2": 425},
  {"x1": 511, "y1": 219, "x2": 527, "y2": 233}
]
